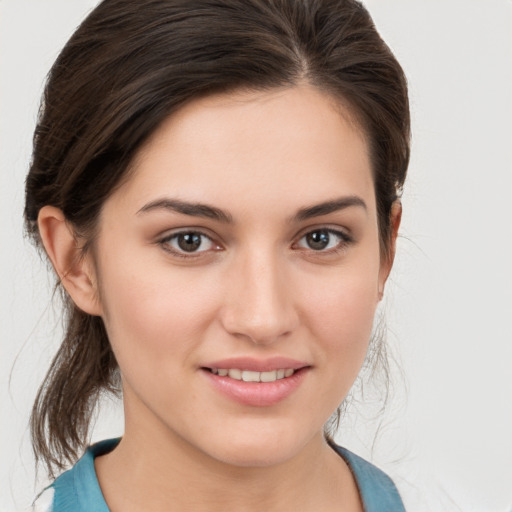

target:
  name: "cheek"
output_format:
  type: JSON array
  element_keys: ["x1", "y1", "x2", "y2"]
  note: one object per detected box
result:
[
  {"x1": 299, "y1": 263, "x2": 380, "y2": 379},
  {"x1": 97, "y1": 252, "x2": 221, "y2": 367},
  {"x1": 322, "y1": 282, "x2": 376, "y2": 346}
]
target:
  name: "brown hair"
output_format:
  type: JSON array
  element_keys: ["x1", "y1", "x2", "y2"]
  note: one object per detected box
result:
[{"x1": 25, "y1": 0, "x2": 410, "y2": 477}]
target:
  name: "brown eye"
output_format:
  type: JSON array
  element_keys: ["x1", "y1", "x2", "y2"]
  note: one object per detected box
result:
[
  {"x1": 162, "y1": 231, "x2": 215, "y2": 254},
  {"x1": 305, "y1": 230, "x2": 330, "y2": 250},
  {"x1": 177, "y1": 232, "x2": 202, "y2": 252},
  {"x1": 296, "y1": 229, "x2": 350, "y2": 252}
]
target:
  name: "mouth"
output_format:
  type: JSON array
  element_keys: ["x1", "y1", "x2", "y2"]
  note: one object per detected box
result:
[
  {"x1": 205, "y1": 367, "x2": 297, "y2": 382},
  {"x1": 201, "y1": 360, "x2": 310, "y2": 406}
]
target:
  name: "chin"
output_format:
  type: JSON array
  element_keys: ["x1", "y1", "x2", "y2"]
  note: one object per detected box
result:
[
  {"x1": 210, "y1": 444, "x2": 298, "y2": 468},
  {"x1": 197, "y1": 423, "x2": 316, "y2": 468}
]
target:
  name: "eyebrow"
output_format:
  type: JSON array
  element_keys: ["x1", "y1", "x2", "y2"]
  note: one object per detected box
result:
[
  {"x1": 293, "y1": 196, "x2": 367, "y2": 222},
  {"x1": 137, "y1": 198, "x2": 233, "y2": 223},
  {"x1": 137, "y1": 195, "x2": 366, "y2": 223}
]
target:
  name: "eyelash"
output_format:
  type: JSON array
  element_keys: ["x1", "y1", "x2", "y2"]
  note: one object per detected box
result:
[
  {"x1": 294, "y1": 228, "x2": 353, "y2": 255},
  {"x1": 158, "y1": 227, "x2": 353, "y2": 259},
  {"x1": 158, "y1": 230, "x2": 221, "y2": 259}
]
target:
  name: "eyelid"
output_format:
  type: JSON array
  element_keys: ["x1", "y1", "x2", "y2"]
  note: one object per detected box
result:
[
  {"x1": 158, "y1": 228, "x2": 223, "y2": 257},
  {"x1": 295, "y1": 223, "x2": 353, "y2": 241},
  {"x1": 293, "y1": 226, "x2": 354, "y2": 252}
]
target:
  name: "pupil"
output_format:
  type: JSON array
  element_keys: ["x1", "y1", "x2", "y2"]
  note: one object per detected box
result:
[
  {"x1": 307, "y1": 230, "x2": 329, "y2": 250},
  {"x1": 178, "y1": 233, "x2": 201, "y2": 252}
]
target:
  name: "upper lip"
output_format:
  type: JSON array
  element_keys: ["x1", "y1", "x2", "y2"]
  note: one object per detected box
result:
[{"x1": 202, "y1": 356, "x2": 310, "y2": 372}]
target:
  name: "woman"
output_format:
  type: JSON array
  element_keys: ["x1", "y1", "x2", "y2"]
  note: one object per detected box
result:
[{"x1": 26, "y1": 0, "x2": 410, "y2": 510}]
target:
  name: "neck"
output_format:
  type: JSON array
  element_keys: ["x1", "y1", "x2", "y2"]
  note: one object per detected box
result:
[{"x1": 95, "y1": 424, "x2": 359, "y2": 512}]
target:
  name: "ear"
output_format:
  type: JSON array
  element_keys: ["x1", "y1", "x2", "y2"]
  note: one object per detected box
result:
[
  {"x1": 37, "y1": 206, "x2": 102, "y2": 316},
  {"x1": 378, "y1": 201, "x2": 402, "y2": 300}
]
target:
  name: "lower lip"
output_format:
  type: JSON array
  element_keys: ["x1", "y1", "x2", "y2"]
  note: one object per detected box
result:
[{"x1": 202, "y1": 367, "x2": 309, "y2": 407}]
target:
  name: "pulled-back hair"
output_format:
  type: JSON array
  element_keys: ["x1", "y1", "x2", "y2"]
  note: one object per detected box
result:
[{"x1": 25, "y1": 0, "x2": 410, "y2": 477}]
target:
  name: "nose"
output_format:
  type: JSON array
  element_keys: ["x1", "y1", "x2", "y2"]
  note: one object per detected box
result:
[{"x1": 219, "y1": 249, "x2": 299, "y2": 345}]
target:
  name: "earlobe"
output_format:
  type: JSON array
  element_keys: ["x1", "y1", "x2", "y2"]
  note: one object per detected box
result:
[
  {"x1": 378, "y1": 201, "x2": 402, "y2": 300},
  {"x1": 37, "y1": 206, "x2": 102, "y2": 316}
]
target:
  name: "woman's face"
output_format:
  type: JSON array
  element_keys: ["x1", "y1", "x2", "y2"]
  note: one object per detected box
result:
[{"x1": 92, "y1": 86, "x2": 391, "y2": 466}]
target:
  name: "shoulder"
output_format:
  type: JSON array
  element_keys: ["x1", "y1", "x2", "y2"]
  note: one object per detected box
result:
[
  {"x1": 32, "y1": 438, "x2": 119, "y2": 512},
  {"x1": 330, "y1": 443, "x2": 406, "y2": 512}
]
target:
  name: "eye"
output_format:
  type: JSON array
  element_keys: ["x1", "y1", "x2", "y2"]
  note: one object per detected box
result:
[
  {"x1": 160, "y1": 231, "x2": 218, "y2": 255},
  {"x1": 295, "y1": 229, "x2": 350, "y2": 252}
]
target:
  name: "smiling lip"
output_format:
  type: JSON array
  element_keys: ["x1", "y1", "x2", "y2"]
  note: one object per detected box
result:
[
  {"x1": 204, "y1": 356, "x2": 308, "y2": 373},
  {"x1": 201, "y1": 357, "x2": 310, "y2": 407}
]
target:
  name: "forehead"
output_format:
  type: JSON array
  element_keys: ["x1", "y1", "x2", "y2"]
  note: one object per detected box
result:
[{"x1": 111, "y1": 86, "x2": 375, "y2": 217}]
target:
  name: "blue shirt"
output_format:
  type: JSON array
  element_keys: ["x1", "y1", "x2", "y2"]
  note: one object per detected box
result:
[{"x1": 33, "y1": 438, "x2": 406, "y2": 511}]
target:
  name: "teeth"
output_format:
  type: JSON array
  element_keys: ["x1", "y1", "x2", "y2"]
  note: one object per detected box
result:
[
  {"x1": 242, "y1": 370, "x2": 260, "y2": 382},
  {"x1": 260, "y1": 370, "x2": 277, "y2": 382},
  {"x1": 228, "y1": 369, "x2": 242, "y2": 380},
  {"x1": 212, "y1": 368, "x2": 296, "y2": 382}
]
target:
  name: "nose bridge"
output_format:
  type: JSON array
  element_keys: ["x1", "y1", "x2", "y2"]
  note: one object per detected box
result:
[{"x1": 221, "y1": 243, "x2": 297, "y2": 344}]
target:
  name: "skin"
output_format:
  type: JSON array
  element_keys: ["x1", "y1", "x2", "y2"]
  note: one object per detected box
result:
[{"x1": 38, "y1": 85, "x2": 400, "y2": 512}]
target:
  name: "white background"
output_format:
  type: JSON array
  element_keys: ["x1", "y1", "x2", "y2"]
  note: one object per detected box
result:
[{"x1": 1, "y1": 1, "x2": 511, "y2": 511}]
